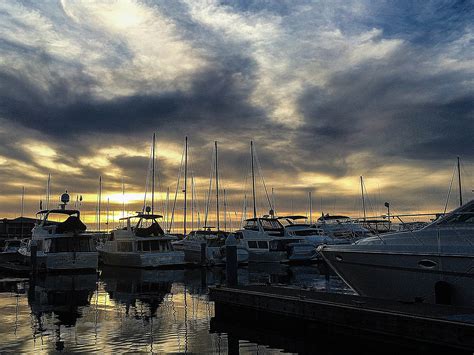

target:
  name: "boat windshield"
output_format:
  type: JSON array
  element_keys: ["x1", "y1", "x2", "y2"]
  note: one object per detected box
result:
[
  {"x1": 438, "y1": 210, "x2": 474, "y2": 225},
  {"x1": 260, "y1": 219, "x2": 283, "y2": 231}
]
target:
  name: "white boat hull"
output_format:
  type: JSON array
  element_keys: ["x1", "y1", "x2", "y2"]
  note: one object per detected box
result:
[
  {"x1": 23, "y1": 251, "x2": 98, "y2": 271},
  {"x1": 320, "y1": 247, "x2": 474, "y2": 307}
]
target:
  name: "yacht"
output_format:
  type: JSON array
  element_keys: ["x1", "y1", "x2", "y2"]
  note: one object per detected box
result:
[
  {"x1": 234, "y1": 217, "x2": 318, "y2": 263},
  {"x1": 278, "y1": 215, "x2": 350, "y2": 247},
  {"x1": 0, "y1": 239, "x2": 23, "y2": 262},
  {"x1": 314, "y1": 214, "x2": 371, "y2": 241},
  {"x1": 97, "y1": 212, "x2": 186, "y2": 268},
  {"x1": 182, "y1": 228, "x2": 249, "y2": 266},
  {"x1": 319, "y1": 200, "x2": 474, "y2": 307},
  {"x1": 18, "y1": 192, "x2": 98, "y2": 272}
]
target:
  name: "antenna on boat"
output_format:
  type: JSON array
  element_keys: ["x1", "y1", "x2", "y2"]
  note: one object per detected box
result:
[
  {"x1": 152, "y1": 133, "x2": 156, "y2": 215},
  {"x1": 457, "y1": 156, "x2": 463, "y2": 206},
  {"x1": 183, "y1": 136, "x2": 188, "y2": 236},
  {"x1": 360, "y1": 176, "x2": 367, "y2": 222},
  {"x1": 215, "y1": 141, "x2": 220, "y2": 231},
  {"x1": 250, "y1": 141, "x2": 257, "y2": 219}
]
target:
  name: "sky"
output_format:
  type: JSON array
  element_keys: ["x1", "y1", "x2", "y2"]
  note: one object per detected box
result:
[{"x1": 0, "y1": 0, "x2": 473, "y2": 230}]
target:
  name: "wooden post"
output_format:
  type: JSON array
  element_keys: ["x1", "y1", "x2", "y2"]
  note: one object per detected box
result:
[
  {"x1": 30, "y1": 240, "x2": 38, "y2": 275},
  {"x1": 225, "y1": 234, "x2": 238, "y2": 286}
]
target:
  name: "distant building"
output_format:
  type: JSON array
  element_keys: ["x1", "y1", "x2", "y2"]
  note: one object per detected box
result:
[{"x1": 0, "y1": 217, "x2": 37, "y2": 239}]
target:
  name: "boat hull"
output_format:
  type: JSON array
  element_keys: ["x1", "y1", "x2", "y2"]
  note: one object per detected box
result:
[
  {"x1": 23, "y1": 252, "x2": 98, "y2": 271},
  {"x1": 183, "y1": 241, "x2": 249, "y2": 265},
  {"x1": 99, "y1": 250, "x2": 186, "y2": 268},
  {"x1": 320, "y1": 247, "x2": 474, "y2": 307},
  {"x1": 248, "y1": 250, "x2": 287, "y2": 263}
]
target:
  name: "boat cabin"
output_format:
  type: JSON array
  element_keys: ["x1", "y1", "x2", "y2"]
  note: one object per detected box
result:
[
  {"x1": 242, "y1": 218, "x2": 285, "y2": 236},
  {"x1": 35, "y1": 209, "x2": 87, "y2": 235},
  {"x1": 317, "y1": 214, "x2": 352, "y2": 224},
  {"x1": 117, "y1": 213, "x2": 165, "y2": 238}
]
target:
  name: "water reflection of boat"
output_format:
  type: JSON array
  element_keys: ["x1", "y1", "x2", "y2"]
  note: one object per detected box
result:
[
  {"x1": 101, "y1": 266, "x2": 174, "y2": 318},
  {"x1": 28, "y1": 273, "x2": 97, "y2": 326}
]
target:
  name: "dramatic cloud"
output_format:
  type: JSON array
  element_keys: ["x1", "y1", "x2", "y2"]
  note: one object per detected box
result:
[{"x1": 0, "y1": 0, "x2": 472, "y2": 226}]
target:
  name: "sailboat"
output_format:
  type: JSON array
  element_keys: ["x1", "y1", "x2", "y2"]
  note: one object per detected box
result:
[
  {"x1": 97, "y1": 133, "x2": 185, "y2": 268},
  {"x1": 182, "y1": 141, "x2": 249, "y2": 265},
  {"x1": 234, "y1": 142, "x2": 318, "y2": 263}
]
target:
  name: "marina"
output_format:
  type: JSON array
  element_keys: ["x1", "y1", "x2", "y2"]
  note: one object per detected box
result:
[{"x1": 0, "y1": 0, "x2": 473, "y2": 353}]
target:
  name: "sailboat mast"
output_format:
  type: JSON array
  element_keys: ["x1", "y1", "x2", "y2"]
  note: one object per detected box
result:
[
  {"x1": 165, "y1": 186, "x2": 170, "y2": 231},
  {"x1": 250, "y1": 141, "x2": 257, "y2": 219},
  {"x1": 152, "y1": 133, "x2": 155, "y2": 214},
  {"x1": 457, "y1": 156, "x2": 463, "y2": 206},
  {"x1": 223, "y1": 188, "x2": 227, "y2": 231},
  {"x1": 183, "y1": 136, "x2": 188, "y2": 235},
  {"x1": 191, "y1": 173, "x2": 194, "y2": 231},
  {"x1": 215, "y1": 141, "x2": 220, "y2": 231},
  {"x1": 360, "y1": 176, "x2": 366, "y2": 222},
  {"x1": 20, "y1": 186, "x2": 25, "y2": 238},
  {"x1": 122, "y1": 177, "x2": 125, "y2": 218},
  {"x1": 309, "y1": 191, "x2": 312, "y2": 223},
  {"x1": 106, "y1": 197, "x2": 110, "y2": 231},
  {"x1": 98, "y1": 175, "x2": 102, "y2": 231},
  {"x1": 46, "y1": 173, "x2": 51, "y2": 210}
]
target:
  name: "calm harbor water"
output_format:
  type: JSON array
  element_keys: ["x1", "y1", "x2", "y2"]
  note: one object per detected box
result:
[{"x1": 0, "y1": 265, "x2": 350, "y2": 353}]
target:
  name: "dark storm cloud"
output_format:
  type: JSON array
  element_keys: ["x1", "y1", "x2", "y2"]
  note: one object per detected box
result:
[
  {"x1": 0, "y1": 56, "x2": 263, "y2": 138},
  {"x1": 298, "y1": 51, "x2": 473, "y2": 165}
]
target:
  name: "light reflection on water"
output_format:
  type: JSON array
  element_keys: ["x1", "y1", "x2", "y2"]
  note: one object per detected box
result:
[{"x1": 0, "y1": 265, "x2": 349, "y2": 353}]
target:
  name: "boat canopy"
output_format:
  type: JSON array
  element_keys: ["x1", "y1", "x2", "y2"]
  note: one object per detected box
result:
[
  {"x1": 277, "y1": 215, "x2": 307, "y2": 220},
  {"x1": 36, "y1": 209, "x2": 80, "y2": 216},
  {"x1": 119, "y1": 213, "x2": 163, "y2": 220}
]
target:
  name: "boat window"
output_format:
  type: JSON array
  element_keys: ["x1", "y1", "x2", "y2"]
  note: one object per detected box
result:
[
  {"x1": 257, "y1": 241, "x2": 268, "y2": 249},
  {"x1": 118, "y1": 241, "x2": 133, "y2": 252},
  {"x1": 49, "y1": 237, "x2": 92, "y2": 252},
  {"x1": 247, "y1": 241, "x2": 258, "y2": 249},
  {"x1": 159, "y1": 240, "x2": 170, "y2": 251},
  {"x1": 261, "y1": 219, "x2": 282, "y2": 230},
  {"x1": 140, "y1": 241, "x2": 151, "y2": 252},
  {"x1": 149, "y1": 240, "x2": 160, "y2": 251},
  {"x1": 244, "y1": 220, "x2": 259, "y2": 230},
  {"x1": 438, "y1": 208, "x2": 474, "y2": 225}
]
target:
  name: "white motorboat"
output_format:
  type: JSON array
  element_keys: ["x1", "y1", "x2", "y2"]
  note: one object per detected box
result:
[
  {"x1": 0, "y1": 239, "x2": 23, "y2": 262},
  {"x1": 234, "y1": 217, "x2": 318, "y2": 263},
  {"x1": 278, "y1": 215, "x2": 350, "y2": 247},
  {"x1": 97, "y1": 212, "x2": 186, "y2": 268},
  {"x1": 18, "y1": 192, "x2": 98, "y2": 272},
  {"x1": 319, "y1": 200, "x2": 474, "y2": 307},
  {"x1": 182, "y1": 228, "x2": 249, "y2": 266},
  {"x1": 314, "y1": 214, "x2": 371, "y2": 241}
]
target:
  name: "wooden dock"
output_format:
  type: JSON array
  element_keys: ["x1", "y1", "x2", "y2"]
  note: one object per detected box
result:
[{"x1": 209, "y1": 285, "x2": 474, "y2": 352}]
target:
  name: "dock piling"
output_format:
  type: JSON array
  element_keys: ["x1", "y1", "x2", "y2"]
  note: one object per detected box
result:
[
  {"x1": 225, "y1": 234, "x2": 238, "y2": 286},
  {"x1": 30, "y1": 240, "x2": 38, "y2": 275}
]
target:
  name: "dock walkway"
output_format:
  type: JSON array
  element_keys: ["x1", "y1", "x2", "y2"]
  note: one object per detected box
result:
[{"x1": 210, "y1": 285, "x2": 474, "y2": 352}]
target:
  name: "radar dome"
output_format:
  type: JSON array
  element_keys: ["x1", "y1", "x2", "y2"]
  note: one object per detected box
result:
[{"x1": 61, "y1": 191, "x2": 70, "y2": 205}]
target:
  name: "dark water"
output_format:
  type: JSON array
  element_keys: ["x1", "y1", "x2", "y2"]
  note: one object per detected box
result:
[{"x1": 0, "y1": 264, "x2": 350, "y2": 353}]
